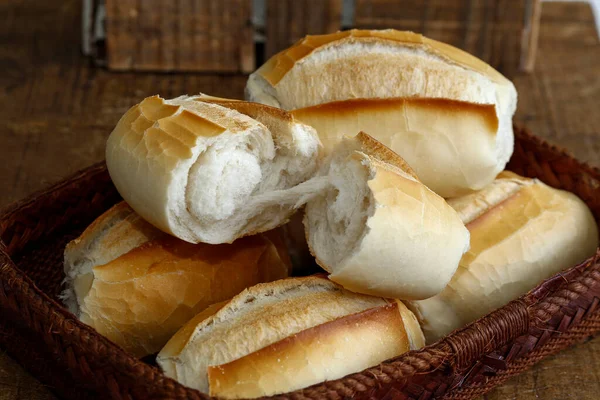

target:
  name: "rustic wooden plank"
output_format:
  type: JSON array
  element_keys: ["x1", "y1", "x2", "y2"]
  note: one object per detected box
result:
[
  {"x1": 485, "y1": 336, "x2": 600, "y2": 400},
  {"x1": 521, "y1": 0, "x2": 541, "y2": 72},
  {"x1": 512, "y1": 2, "x2": 600, "y2": 166},
  {"x1": 104, "y1": 0, "x2": 136, "y2": 70},
  {"x1": 104, "y1": 0, "x2": 253, "y2": 72},
  {"x1": 0, "y1": 350, "x2": 57, "y2": 400},
  {"x1": 265, "y1": 0, "x2": 342, "y2": 58},
  {"x1": 354, "y1": 0, "x2": 531, "y2": 77}
]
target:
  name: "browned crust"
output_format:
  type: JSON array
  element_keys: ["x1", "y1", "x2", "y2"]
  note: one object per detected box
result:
[
  {"x1": 64, "y1": 201, "x2": 161, "y2": 255},
  {"x1": 66, "y1": 202, "x2": 132, "y2": 246},
  {"x1": 193, "y1": 97, "x2": 296, "y2": 123},
  {"x1": 354, "y1": 132, "x2": 420, "y2": 180},
  {"x1": 159, "y1": 300, "x2": 230, "y2": 357},
  {"x1": 462, "y1": 184, "x2": 548, "y2": 266},
  {"x1": 291, "y1": 97, "x2": 499, "y2": 135},
  {"x1": 80, "y1": 229, "x2": 291, "y2": 357},
  {"x1": 142, "y1": 95, "x2": 228, "y2": 135},
  {"x1": 93, "y1": 229, "x2": 290, "y2": 281},
  {"x1": 207, "y1": 302, "x2": 406, "y2": 395},
  {"x1": 258, "y1": 29, "x2": 507, "y2": 86}
]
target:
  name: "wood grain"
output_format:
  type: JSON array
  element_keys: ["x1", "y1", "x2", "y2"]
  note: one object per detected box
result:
[
  {"x1": 104, "y1": 0, "x2": 255, "y2": 72},
  {"x1": 0, "y1": 1, "x2": 599, "y2": 399},
  {"x1": 265, "y1": 0, "x2": 342, "y2": 58},
  {"x1": 354, "y1": 0, "x2": 532, "y2": 77}
]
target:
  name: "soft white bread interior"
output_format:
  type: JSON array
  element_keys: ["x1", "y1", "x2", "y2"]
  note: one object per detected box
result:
[
  {"x1": 246, "y1": 29, "x2": 517, "y2": 197},
  {"x1": 408, "y1": 172, "x2": 599, "y2": 343},
  {"x1": 157, "y1": 276, "x2": 424, "y2": 398},
  {"x1": 62, "y1": 202, "x2": 291, "y2": 357},
  {"x1": 303, "y1": 132, "x2": 470, "y2": 300},
  {"x1": 105, "y1": 95, "x2": 323, "y2": 244}
]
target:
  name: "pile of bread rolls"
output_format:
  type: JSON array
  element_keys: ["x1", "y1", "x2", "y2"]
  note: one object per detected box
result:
[{"x1": 62, "y1": 30, "x2": 598, "y2": 398}]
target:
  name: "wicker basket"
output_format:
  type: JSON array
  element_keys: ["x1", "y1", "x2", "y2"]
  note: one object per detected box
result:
[{"x1": 1, "y1": 126, "x2": 599, "y2": 400}]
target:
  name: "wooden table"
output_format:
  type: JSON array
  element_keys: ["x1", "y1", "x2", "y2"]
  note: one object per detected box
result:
[{"x1": 1, "y1": 1, "x2": 599, "y2": 399}]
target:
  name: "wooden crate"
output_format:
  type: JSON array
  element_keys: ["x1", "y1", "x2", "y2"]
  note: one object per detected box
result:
[
  {"x1": 104, "y1": 0, "x2": 254, "y2": 73},
  {"x1": 264, "y1": 0, "x2": 343, "y2": 58},
  {"x1": 89, "y1": 0, "x2": 541, "y2": 74},
  {"x1": 353, "y1": 0, "x2": 540, "y2": 76}
]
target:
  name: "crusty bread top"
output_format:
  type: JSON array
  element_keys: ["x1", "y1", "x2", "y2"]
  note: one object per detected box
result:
[
  {"x1": 64, "y1": 202, "x2": 164, "y2": 265},
  {"x1": 64, "y1": 202, "x2": 292, "y2": 285},
  {"x1": 452, "y1": 170, "x2": 597, "y2": 274},
  {"x1": 63, "y1": 202, "x2": 166, "y2": 314},
  {"x1": 108, "y1": 96, "x2": 243, "y2": 174},
  {"x1": 108, "y1": 94, "x2": 312, "y2": 175},
  {"x1": 192, "y1": 94, "x2": 295, "y2": 123},
  {"x1": 318, "y1": 132, "x2": 419, "y2": 182},
  {"x1": 353, "y1": 131, "x2": 420, "y2": 181},
  {"x1": 247, "y1": 29, "x2": 517, "y2": 123},
  {"x1": 79, "y1": 233, "x2": 290, "y2": 356},
  {"x1": 157, "y1": 276, "x2": 390, "y2": 391},
  {"x1": 292, "y1": 98, "x2": 498, "y2": 137},
  {"x1": 257, "y1": 29, "x2": 509, "y2": 86},
  {"x1": 159, "y1": 276, "x2": 388, "y2": 360},
  {"x1": 447, "y1": 171, "x2": 534, "y2": 224},
  {"x1": 206, "y1": 301, "x2": 413, "y2": 398},
  {"x1": 459, "y1": 175, "x2": 585, "y2": 266},
  {"x1": 88, "y1": 234, "x2": 287, "y2": 283},
  {"x1": 410, "y1": 171, "x2": 599, "y2": 343},
  {"x1": 63, "y1": 201, "x2": 292, "y2": 357},
  {"x1": 190, "y1": 95, "x2": 320, "y2": 153}
]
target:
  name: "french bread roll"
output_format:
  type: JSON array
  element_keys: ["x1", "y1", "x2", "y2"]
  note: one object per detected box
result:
[
  {"x1": 408, "y1": 172, "x2": 599, "y2": 343},
  {"x1": 303, "y1": 132, "x2": 470, "y2": 300},
  {"x1": 105, "y1": 95, "x2": 323, "y2": 244},
  {"x1": 246, "y1": 29, "x2": 518, "y2": 197},
  {"x1": 157, "y1": 276, "x2": 424, "y2": 398},
  {"x1": 62, "y1": 202, "x2": 291, "y2": 357}
]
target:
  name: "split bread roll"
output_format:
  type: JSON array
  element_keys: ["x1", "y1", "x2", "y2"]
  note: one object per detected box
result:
[
  {"x1": 246, "y1": 29, "x2": 518, "y2": 197},
  {"x1": 157, "y1": 276, "x2": 424, "y2": 398},
  {"x1": 106, "y1": 95, "x2": 323, "y2": 244},
  {"x1": 303, "y1": 132, "x2": 470, "y2": 300},
  {"x1": 62, "y1": 202, "x2": 291, "y2": 357},
  {"x1": 408, "y1": 172, "x2": 599, "y2": 343}
]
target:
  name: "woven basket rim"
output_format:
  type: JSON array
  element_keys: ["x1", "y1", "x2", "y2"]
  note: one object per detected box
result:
[{"x1": 0, "y1": 161, "x2": 108, "y2": 235}]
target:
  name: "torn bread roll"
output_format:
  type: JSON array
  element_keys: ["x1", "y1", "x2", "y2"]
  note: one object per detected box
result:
[
  {"x1": 304, "y1": 132, "x2": 470, "y2": 300},
  {"x1": 408, "y1": 172, "x2": 599, "y2": 343},
  {"x1": 106, "y1": 95, "x2": 323, "y2": 244},
  {"x1": 157, "y1": 276, "x2": 424, "y2": 398},
  {"x1": 246, "y1": 29, "x2": 517, "y2": 197},
  {"x1": 62, "y1": 202, "x2": 290, "y2": 357}
]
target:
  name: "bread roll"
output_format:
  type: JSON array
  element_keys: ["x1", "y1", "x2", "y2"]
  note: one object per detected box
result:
[
  {"x1": 157, "y1": 276, "x2": 424, "y2": 398},
  {"x1": 408, "y1": 172, "x2": 599, "y2": 343},
  {"x1": 105, "y1": 95, "x2": 323, "y2": 244},
  {"x1": 303, "y1": 132, "x2": 470, "y2": 300},
  {"x1": 62, "y1": 202, "x2": 291, "y2": 357},
  {"x1": 246, "y1": 29, "x2": 518, "y2": 197}
]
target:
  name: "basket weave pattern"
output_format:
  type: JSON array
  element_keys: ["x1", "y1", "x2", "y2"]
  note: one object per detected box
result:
[{"x1": 1, "y1": 126, "x2": 599, "y2": 400}]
